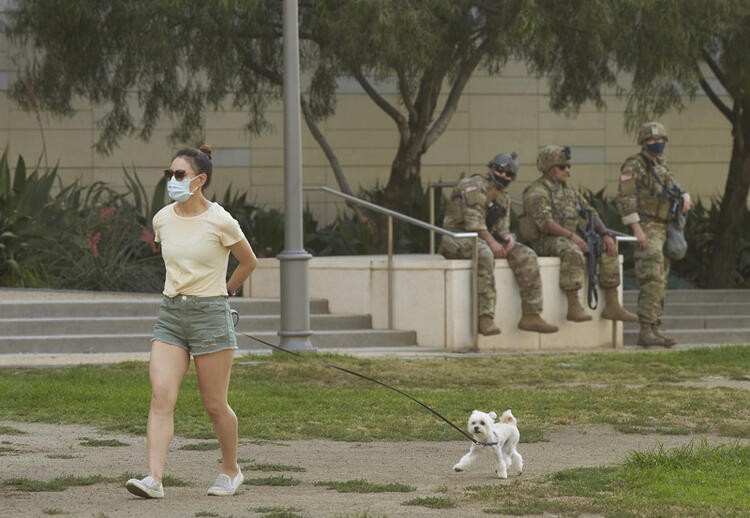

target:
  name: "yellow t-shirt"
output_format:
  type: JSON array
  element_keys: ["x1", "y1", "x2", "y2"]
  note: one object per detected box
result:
[{"x1": 153, "y1": 202, "x2": 246, "y2": 297}]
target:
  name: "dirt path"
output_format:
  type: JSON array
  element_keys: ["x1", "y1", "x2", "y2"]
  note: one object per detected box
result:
[{"x1": 2, "y1": 420, "x2": 744, "y2": 518}]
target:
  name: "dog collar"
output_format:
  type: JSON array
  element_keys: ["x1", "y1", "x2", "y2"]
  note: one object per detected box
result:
[{"x1": 476, "y1": 441, "x2": 498, "y2": 447}]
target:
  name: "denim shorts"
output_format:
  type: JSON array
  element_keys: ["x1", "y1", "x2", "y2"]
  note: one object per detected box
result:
[{"x1": 152, "y1": 295, "x2": 238, "y2": 356}]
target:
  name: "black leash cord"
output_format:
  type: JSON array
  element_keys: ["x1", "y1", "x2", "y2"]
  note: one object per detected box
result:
[{"x1": 235, "y1": 330, "x2": 477, "y2": 444}]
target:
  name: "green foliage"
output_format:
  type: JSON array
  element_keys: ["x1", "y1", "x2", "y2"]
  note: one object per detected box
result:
[
  {"x1": 467, "y1": 440, "x2": 750, "y2": 516},
  {"x1": 244, "y1": 463, "x2": 306, "y2": 472},
  {"x1": 179, "y1": 442, "x2": 220, "y2": 451},
  {"x1": 312, "y1": 479, "x2": 415, "y2": 493},
  {"x1": 0, "y1": 149, "x2": 165, "y2": 291},
  {"x1": 402, "y1": 496, "x2": 457, "y2": 509},
  {"x1": 305, "y1": 180, "x2": 441, "y2": 255},
  {"x1": 4, "y1": 474, "x2": 103, "y2": 492},
  {"x1": 244, "y1": 476, "x2": 301, "y2": 487},
  {"x1": 5, "y1": 346, "x2": 750, "y2": 442},
  {"x1": 78, "y1": 437, "x2": 128, "y2": 447},
  {"x1": 0, "y1": 151, "x2": 71, "y2": 286}
]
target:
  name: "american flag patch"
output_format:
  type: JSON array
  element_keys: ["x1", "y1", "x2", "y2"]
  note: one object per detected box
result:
[
  {"x1": 464, "y1": 185, "x2": 477, "y2": 192},
  {"x1": 620, "y1": 173, "x2": 632, "y2": 181}
]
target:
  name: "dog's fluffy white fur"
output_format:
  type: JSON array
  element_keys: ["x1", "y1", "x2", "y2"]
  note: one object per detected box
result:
[{"x1": 452, "y1": 409, "x2": 523, "y2": 479}]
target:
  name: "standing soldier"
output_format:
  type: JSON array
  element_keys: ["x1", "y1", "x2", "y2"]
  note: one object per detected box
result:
[
  {"x1": 616, "y1": 122, "x2": 692, "y2": 347},
  {"x1": 440, "y1": 152, "x2": 558, "y2": 336},
  {"x1": 522, "y1": 145, "x2": 637, "y2": 324}
]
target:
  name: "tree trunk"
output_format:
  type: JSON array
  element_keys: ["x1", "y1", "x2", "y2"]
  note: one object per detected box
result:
[
  {"x1": 706, "y1": 112, "x2": 750, "y2": 287},
  {"x1": 383, "y1": 138, "x2": 424, "y2": 214}
]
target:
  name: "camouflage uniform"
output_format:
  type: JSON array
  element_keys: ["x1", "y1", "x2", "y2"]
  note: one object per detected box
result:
[
  {"x1": 522, "y1": 176, "x2": 621, "y2": 291},
  {"x1": 441, "y1": 172, "x2": 545, "y2": 317},
  {"x1": 487, "y1": 189, "x2": 545, "y2": 314},
  {"x1": 616, "y1": 152, "x2": 677, "y2": 325},
  {"x1": 440, "y1": 172, "x2": 502, "y2": 317}
]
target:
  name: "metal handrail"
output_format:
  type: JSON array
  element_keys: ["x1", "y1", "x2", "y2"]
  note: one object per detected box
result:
[{"x1": 304, "y1": 185, "x2": 480, "y2": 347}]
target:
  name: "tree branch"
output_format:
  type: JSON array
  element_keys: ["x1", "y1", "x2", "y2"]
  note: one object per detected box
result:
[
  {"x1": 300, "y1": 96, "x2": 352, "y2": 196},
  {"x1": 700, "y1": 49, "x2": 733, "y2": 122},
  {"x1": 396, "y1": 68, "x2": 417, "y2": 121},
  {"x1": 353, "y1": 70, "x2": 404, "y2": 125},
  {"x1": 301, "y1": 96, "x2": 375, "y2": 233},
  {"x1": 424, "y1": 42, "x2": 486, "y2": 151}
]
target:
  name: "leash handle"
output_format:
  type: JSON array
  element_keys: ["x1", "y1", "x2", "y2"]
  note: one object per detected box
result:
[{"x1": 236, "y1": 330, "x2": 477, "y2": 444}]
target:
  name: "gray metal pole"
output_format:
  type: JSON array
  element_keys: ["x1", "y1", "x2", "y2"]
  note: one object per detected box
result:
[{"x1": 278, "y1": 0, "x2": 314, "y2": 351}]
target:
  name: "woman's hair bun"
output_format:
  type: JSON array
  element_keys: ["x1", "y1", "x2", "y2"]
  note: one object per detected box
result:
[{"x1": 198, "y1": 143, "x2": 212, "y2": 160}]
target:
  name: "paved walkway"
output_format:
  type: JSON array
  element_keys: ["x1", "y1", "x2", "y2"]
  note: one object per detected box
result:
[{"x1": 0, "y1": 346, "x2": 506, "y2": 367}]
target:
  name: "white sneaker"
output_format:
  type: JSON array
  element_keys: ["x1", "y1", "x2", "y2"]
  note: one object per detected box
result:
[
  {"x1": 206, "y1": 468, "x2": 244, "y2": 496},
  {"x1": 125, "y1": 475, "x2": 164, "y2": 499}
]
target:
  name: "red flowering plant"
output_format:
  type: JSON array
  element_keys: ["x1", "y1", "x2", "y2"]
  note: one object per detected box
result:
[
  {"x1": 63, "y1": 168, "x2": 166, "y2": 292},
  {"x1": 1, "y1": 151, "x2": 167, "y2": 292}
]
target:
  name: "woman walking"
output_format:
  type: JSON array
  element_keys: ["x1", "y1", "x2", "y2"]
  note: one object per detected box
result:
[{"x1": 126, "y1": 144, "x2": 257, "y2": 498}]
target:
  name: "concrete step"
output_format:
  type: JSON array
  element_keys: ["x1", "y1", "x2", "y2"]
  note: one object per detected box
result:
[
  {"x1": 623, "y1": 327, "x2": 750, "y2": 346},
  {"x1": 621, "y1": 289, "x2": 750, "y2": 346},
  {"x1": 0, "y1": 329, "x2": 417, "y2": 354},
  {"x1": 0, "y1": 289, "x2": 417, "y2": 353},
  {"x1": 622, "y1": 289, "x2": 750, "y2": 305},
  {"x1": 0, "y1": 313, "x2": 373, "y2": 335},
  {"x1": 0, "y1": 298, "x2": 331, "y2": 318}
]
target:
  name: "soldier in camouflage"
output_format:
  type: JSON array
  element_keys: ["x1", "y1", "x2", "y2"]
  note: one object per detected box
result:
[
  {"x1": 440, "y1": 152, "x2": 558, "y2": 336},
  {"x1": 616, "y1": 122, "x2": 692, "y2": 347},
  {"x1": 522, "y1": 145, "x2": 637, "y2": 324}
]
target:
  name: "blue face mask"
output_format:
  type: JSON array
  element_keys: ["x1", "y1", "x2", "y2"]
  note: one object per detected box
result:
[
  {"x1": 646, "y1": 141, "x2": 666, "y2": 155},
  {"x1": 167, "y1": 176, "x2": 197, "y2": 203}
]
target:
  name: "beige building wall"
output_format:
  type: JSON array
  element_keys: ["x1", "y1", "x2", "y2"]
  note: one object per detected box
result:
[{"x1": 1, "y1": 21, "x2": 733, "y2": 226}]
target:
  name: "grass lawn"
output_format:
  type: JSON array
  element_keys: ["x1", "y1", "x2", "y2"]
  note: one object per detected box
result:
[{"x1": 2, "y1": 344, "x2": 750, "y2": 516}]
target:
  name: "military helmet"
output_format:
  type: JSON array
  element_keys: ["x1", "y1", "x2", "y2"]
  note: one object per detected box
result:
[
  {"x1": 536, "y1": 145, "x2": 571, "y2": 173},
  {"x1": 488, "y1": 152, "x2": 519, "y2": 176},
  {"x1": 637, "y1": 121, "x2": 669, "y2": 144}
]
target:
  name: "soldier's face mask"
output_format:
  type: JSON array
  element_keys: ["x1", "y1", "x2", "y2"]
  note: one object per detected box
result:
[
  {"x1": 646, "y1": 141, "x2": 666, "y2": 155},
  {"x1": 491, "y1": 168, "x2": 515, "y2": 188}
]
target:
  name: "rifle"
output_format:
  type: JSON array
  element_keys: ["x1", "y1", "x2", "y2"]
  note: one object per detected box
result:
[
  {"x1": 665, "y1": 183, "x2": 685, "y2": 224},
  {"x1": 485, "y1": 201, "x2": 507, "y2": 229},
  {"x1": 578, "y1": 209, "x2": 601, "y2": 310}
]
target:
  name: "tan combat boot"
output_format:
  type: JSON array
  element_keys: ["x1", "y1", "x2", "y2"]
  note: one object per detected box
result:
[
  {"x1": 636, "y1": 323, "x2": 675, "y2": 347},
  {"x1": 651, "y1": 325, "x2": 677, "y2": 347},
  {"x1": 564, "y1": 290, "x2": 592, "y2": 322},
  {"x1": 478, "y1": 315, "x2": 501, "y2": 336},
  {"x1": 518, "y1": 302, "x2": 558, "y2": 334},
  {"x1": 601, "y1": 288, "x2": 638, "y2": 322}
]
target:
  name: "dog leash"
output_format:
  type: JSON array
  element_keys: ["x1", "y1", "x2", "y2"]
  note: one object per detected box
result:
[{"x1": 230, "y1": 311, "x2": 478, "y2": 444}]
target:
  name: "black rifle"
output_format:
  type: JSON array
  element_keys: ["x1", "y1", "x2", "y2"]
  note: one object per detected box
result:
[
  {"x1": 578, "y1": 208, "x2": 603, "y2": 310},
  {"x1": 665, "y1": 184, "x2": 685, "y2": 223},
  {"x1": 485, "y1": 201, "x2": 507, "y2": 229}
]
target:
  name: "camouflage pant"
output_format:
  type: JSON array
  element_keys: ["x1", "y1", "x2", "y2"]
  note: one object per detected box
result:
[
  {"x1": 506, "y1": 242, "x2": 544, "y2": 314},
  {"x1": 440, "y1": 235, "x2": 496, "y2": 316},
  {"x1": 532, "y1": 235, "x2": 620, "y2": 291},
  {"x1": 439, "y1": 236, "x2": 544, "y2": 316},
  {"x1": 634, "y1": 221, "x2": 670, "y2": 324}
]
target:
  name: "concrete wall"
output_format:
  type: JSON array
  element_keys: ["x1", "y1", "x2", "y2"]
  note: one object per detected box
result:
[{"x1": 245, "y1": 254, "x2": 623, "y2": 352}]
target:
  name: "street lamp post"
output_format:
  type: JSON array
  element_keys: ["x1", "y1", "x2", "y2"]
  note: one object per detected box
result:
[{"x1": 278, "y1": 0, "x2": 314, "y2": 351}]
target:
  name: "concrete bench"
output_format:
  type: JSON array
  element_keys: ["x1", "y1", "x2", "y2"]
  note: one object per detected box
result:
[{"x1": 244, "y1": 254, "x2": 624, "y2": 352}]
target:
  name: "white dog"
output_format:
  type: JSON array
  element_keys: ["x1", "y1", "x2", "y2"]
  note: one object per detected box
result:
[{"x1": 452, "y1": 409, "x2": 523, "y2": 479}]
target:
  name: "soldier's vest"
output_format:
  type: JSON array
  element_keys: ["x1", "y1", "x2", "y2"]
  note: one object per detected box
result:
[
  {"x1": 549, "y1": 183, "x2": 584, "y2": 234},
  {"x1": 632, "y1": 154, "x2": 677, "y2": 222},
  {"x1": 521, "y1": 178, "x2": 583, "y2": 240},
  {"x1": 442, "y1": 174, "x2": 490, "y2": 231}
]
